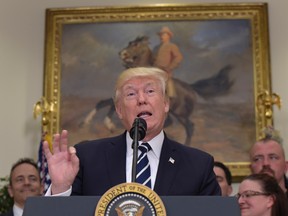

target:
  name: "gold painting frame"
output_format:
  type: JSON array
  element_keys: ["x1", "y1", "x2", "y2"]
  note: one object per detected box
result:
[{"x1": 41, "y1": 3, "x2": 271, "y2": 182}]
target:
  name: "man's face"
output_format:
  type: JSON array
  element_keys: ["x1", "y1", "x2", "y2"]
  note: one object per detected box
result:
[
  {"x1": 8, "y1": 163, "x2": 43, "y2": 208},
  {"x1": 159, "y1": 32, "x2": 170, "y2": 43},
  {"x1": 250, "y1": 140, "x2": 288, "y2": 184},
  {"x1": 213, "y1": 166, "x2": 232, "y2": 196},
  {"x1": 115, "y1": 76, "x2": 169, "y2": 141}
]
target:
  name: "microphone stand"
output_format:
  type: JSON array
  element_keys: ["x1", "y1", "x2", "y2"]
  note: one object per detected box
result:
[{"x1": 131, "y1": 118, "x2": 140, "y2": 183}]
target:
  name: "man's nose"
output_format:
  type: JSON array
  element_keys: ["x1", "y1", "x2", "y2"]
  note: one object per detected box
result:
[
  {"x1": 24, "y1": 178, "x2": 31, "y2": 185},
  {"x1": 262, "y1": 157, "x2": 270, "y2": 166},
  {"x1": 138, "y1": 92, "x2": 146, "y2": 104}
]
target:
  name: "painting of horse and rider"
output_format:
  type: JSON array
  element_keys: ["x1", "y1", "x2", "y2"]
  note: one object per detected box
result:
[{"x1": 59, "y1": 20, "x2": 255, "y2": 163}]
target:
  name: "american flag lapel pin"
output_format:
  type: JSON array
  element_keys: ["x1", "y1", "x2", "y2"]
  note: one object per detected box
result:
[{"x1": 168, "y1": 157, "x2": 175, "y2": 164}]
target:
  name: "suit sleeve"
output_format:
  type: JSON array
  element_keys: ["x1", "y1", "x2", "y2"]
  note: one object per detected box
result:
[{"x1": 198, "y1": 155, "x2": 221, "y2": 195}]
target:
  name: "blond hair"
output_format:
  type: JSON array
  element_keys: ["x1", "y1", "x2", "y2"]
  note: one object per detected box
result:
[{"x1": 114, "y1": 67, "x2": 168, "y2": 103}]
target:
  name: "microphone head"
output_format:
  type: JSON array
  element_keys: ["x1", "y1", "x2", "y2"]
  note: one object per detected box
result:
[{"x1": 129, "y1": 117, "x2": 147, "y2": 141}]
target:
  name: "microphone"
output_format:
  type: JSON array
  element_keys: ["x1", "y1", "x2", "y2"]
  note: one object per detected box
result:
[
  {"x1": 129, "y1": 117, "x2": 147, "y2": 141},
  {"x1": 130, "y1": 117, "x2": 147, "y2": 183}
]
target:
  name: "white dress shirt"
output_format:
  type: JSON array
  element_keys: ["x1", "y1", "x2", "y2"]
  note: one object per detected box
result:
[
  {"x1": 13, "y1": 204, "x2": 23, "y2": 216},
  {"x1": 126, "y1": 130, "x2": 164, "y2": 189}
]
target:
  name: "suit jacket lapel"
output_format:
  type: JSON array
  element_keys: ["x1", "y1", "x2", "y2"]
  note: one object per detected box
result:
[
  {"x1": 154, "y1": 136, "x2": 181, "y2": 195},
  {"x1": 105, "y1": 133, "x2": 127, "y2": 186}
]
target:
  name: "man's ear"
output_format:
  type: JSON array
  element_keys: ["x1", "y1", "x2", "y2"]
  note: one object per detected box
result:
[
  {"x1": 164, "y1": 97, "x2": 170, "y2": 113},
  {"x1": 7, "y1": 185, "x2": 14, "y2": 198},
  {"x1": 115, "y1": 103, "x2": 123, "y2": 120}
]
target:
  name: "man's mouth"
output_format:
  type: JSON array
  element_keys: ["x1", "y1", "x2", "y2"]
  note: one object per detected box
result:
[
  {"x1": 137, "y1": 111, "x2": 152, "y2": 118},
  {"x1": 260, "y1": 168, "x2": 274, "y2": 176},
  {"x1": 21, "y1": 189, "x2": 34, "y2": 193}
]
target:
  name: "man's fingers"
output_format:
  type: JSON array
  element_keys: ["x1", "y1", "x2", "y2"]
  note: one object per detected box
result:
[
  {"x1": 68, "y1": 146, "x2": 76, "y2": 154},
  {"x1": 60, "y1": 130, "x2": 69, "y2": 152},
  {"x1": 52, "y1": 133, "x2": 61, "y2": 153},
  {"x1": 52, "y1": 130, "x2": 68, "y2": 153},
  {"x1": 69, "y1": 146, "x2": 80, "y2": 173},
  {"x1": 43, "y1": 140, "x2": 52, "y2": 160}
]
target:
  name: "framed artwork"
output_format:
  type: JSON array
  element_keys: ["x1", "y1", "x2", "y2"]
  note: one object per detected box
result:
[{"x1": 41, "y1": 3, "x2": 271, "y2": 181}]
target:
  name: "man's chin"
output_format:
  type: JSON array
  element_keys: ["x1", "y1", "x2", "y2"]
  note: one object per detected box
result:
[{"x1": 21, "y1": 190, "x2": 39, "y2": 198}]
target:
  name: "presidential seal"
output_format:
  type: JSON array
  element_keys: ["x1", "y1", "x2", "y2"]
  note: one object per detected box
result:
[{"x1": 94, "y1": 182, "x2": 166, "y2": 216}]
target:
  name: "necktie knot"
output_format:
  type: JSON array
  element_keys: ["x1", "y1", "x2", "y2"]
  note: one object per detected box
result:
[{"x1": 139, "y1": 142, "x2": 152, "y2": 153}]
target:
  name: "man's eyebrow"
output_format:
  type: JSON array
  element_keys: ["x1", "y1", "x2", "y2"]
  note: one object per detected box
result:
[
  {"x1": 268, "y1": 153, "x2": 279, "y2": 156},
  {"x1": 123, "y1": 84, "x2": 134, "y2": 88},
  {"x1": 122, "y1": 85, "x2": 135, "y2": 91},
  {"x1": 252, "y1": 154, "x2": 264, "y2": 157}
]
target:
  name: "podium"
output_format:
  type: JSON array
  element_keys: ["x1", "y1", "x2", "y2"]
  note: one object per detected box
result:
[{"x1": 23, "y1": 196, "x2": 241, "y2": 216}]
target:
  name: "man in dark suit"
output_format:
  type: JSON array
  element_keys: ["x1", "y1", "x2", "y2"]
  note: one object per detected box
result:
[
  {"x1": 0, "y1": 158, "x2": 43, "y2": 216},
  {"x1": 44, "y1": 67, "x2": 221, "y2": 196}
]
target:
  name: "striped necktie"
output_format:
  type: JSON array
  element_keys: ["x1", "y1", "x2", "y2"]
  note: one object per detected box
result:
[{"x1": 136, "y1": 142, "x2": 152, "y2": 188}]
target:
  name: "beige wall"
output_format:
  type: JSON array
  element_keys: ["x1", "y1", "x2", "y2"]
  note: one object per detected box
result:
[{"x1": 0, "y1": 0, "x2": 287, "y2": 193}]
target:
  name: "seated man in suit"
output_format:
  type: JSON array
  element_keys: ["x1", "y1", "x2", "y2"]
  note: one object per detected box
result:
[
  {"x1": 43, "y1": 67, "x2": 221, "y2": 196},
  {"x1": 0, "y1": 158, "x2": 43, "y2": 216}
]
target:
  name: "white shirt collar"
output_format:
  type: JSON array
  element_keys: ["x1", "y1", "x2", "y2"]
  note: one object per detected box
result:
[
  {"x1": 13, "y1": 204, "x2": 23, "y2": 216},
  {"x1": 126, "y1": 130, "x2": 164, "y2": 159}
]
